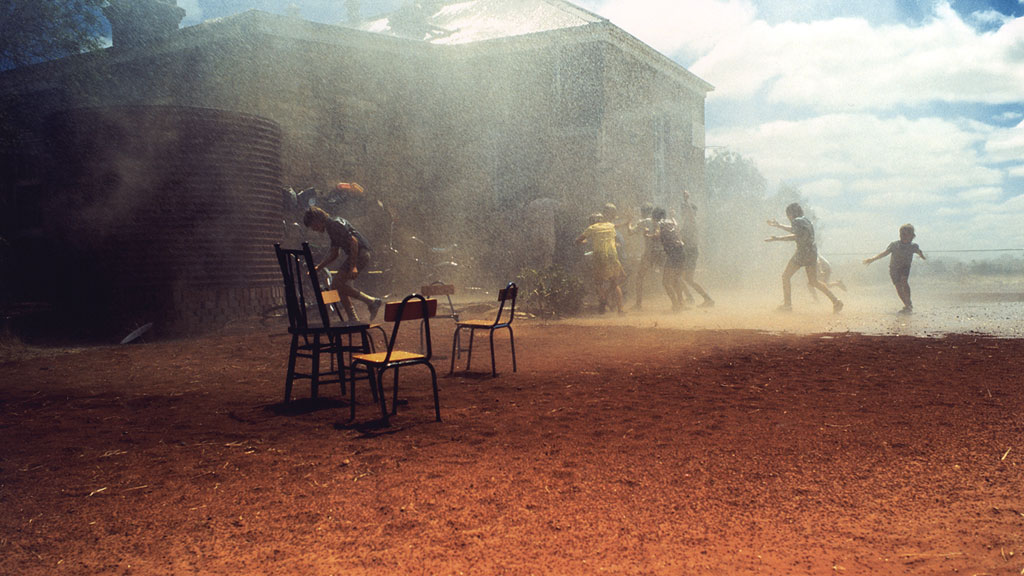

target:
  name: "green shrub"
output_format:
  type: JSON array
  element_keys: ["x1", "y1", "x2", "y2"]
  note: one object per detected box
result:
[{"x1": 518, "y1": 265, "x2": 584, "y2": 318}]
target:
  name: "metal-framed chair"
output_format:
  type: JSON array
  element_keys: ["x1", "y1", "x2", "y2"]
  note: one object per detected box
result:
[
  {"x1": 450, "y1": 282, "x2": 517, "y2": 377},
  {"x1": 418, "y1": 282, "x2": 457, "y2": 351},
  {"x1": 274, "y1": 242, "x2": 374, "y2": 404},
  {"x1": 420, "y1": 282, "x2": 459, "y2": 322},
  {"x1": 350, "y1": 295, "x2": 440, "y2": 425}
]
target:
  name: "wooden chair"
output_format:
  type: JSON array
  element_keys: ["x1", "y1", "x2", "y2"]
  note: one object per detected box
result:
[
  {"x1": 350, "y1": 295, "x2": 440, "y2": 425},
  {"x1": 450, "y1": 282, "x2": 517, "y2": 377},
  {"x1": 274, "y1": 243, "x2": 374, "y2": 404}
]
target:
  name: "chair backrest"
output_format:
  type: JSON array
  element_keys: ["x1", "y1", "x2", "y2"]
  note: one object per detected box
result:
[
  {"x1": 420, "y1": 282, "x2": 458, "y2": 321},
  {"x1": 382, "y1": 295, "x2": 438, "y2": 361},
  {"x1": 274, "y1": 242, "x2": 333, "y2": 332},
  {"x1": 492, "y1": 282, "x2": 517, "y2": 327}
]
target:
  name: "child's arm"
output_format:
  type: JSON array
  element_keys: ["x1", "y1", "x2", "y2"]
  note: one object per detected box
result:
[
  {"x1": 766, "y1": 218, "x2": 792, "y2": 232},
  {"x1": 915, "y1": 247, "x2": 926, "y2": 260},
  {"x1": 765, "y1": 233, "x2": 796, "y2": 243},
  {"x1": 315, "y1": 246, "x2": 340, "y2": 272},
  {"x1": 863, "y1": 247, "x2": 892, "y2": 265}
]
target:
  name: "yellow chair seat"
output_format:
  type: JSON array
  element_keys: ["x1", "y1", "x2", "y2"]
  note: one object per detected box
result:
[
  {"x1": 455, "y1": 319, "x2": 494, "y2": 328},
  {"x1": 352, "y1": 350, "x2": 427, "y2": 365}
]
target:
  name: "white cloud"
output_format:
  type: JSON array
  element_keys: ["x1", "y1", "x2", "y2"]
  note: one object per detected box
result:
[
  {"x1": 709, "y1": 113, "x2": 997, "y2": 188},
  {"x1": 691, "y1": 5, "x2": 1024, "y2": 109},
  {"x1": 587, "y1": 0, "x2": 756, "y2": 62},
  {"x1": 984, "y1": 119, "x2": 1024, "y2": 162},
  {"x1": 957, "y1": 186, "x2": 1003, "y2": 202},
  {"x1": 575, "y1": 0, "x2": 1024, "y2": 251},
  {"x1": 801, "y1": 178, "x2": 844, "y2": 199}
]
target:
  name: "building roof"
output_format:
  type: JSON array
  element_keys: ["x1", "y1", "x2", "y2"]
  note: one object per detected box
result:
[
  {"x1": 359, "y1": 0, "x2": 604, "y2": 44},
  {"x1": 0, "y1": 2, "x2": 711, "y2": 96},
  {"x1": 356, "y1": 0, "x2": 712, "y2": 93}
]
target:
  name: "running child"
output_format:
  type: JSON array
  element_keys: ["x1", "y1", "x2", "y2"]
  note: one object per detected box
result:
[
  {"x1": 765, "y1": 202, "x2": 843, "y2": 313},
  {"x1": 650, "y1": 207, "x2": 688, "y2": 312},
  {"x1": 627, "y1": 203, "x2": 663, "y2": 310},
  {"x1": 863, "y1": 223, "x2": 925, "y2": 314}
]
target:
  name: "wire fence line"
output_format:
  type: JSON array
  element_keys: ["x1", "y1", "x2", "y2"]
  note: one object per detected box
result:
[{"x1": 828, "y1": 248, "x2": 1024, "y2": 257}]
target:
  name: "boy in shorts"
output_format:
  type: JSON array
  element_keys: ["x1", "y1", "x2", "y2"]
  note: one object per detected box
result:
[
  {"x1": 863, "y1": 223, "x2": 926, "y2": 314},
  {"x1": 766, "y1": 202, "x2": 843, "y2": 313}
]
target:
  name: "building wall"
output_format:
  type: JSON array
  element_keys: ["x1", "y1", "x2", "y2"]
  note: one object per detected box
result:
[{"x1": 0, "y1": 11, "x2": 710, "y2": 321}]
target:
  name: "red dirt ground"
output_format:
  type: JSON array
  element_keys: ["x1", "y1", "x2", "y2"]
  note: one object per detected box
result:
[{"x1": 1, "y1": 317, "x2": 1023, "y2": 575}]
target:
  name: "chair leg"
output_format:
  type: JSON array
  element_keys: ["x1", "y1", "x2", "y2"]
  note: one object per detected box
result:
[
  {"x1": 376, "y1": 367, "x2": 390, "y2": 424},
  {"x1": 449, "y1": 327, "x2": 460, "y2": 374},
  {"x1": 427, "y1": 363, "x2": 441, "y2": 421},
  {"x1": 489, "y1": 329, "x2": 497, "y2": 377},
  {"x1": 311, "y1": 335, "x2": 321, "y2": 399},
  {"x1": 509, "y1": 326, "x2": 517, "y2": 372},
  {"x1": 337, "y1": 335, "x2": 347, "y2": 398},
  {"x1": 465, "y1": 328, "x2": 476, "y2": 371},
  {"x1": 354, "y1": 332, "x2": 378, "y2": 403},
  {"x1": 391, "y1": 367, "x2": 400, "y2": 415},
  {"x1": 285, "y1": 334, "x2": 299, "y2": 403},
  {"x1": 350, "y1": 361, "x2": 361, "y2": 422}
]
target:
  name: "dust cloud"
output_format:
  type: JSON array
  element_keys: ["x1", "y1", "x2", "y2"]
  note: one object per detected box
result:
[{"x1": 556, "y1": 278, "x2": 1024, "y2": 339}]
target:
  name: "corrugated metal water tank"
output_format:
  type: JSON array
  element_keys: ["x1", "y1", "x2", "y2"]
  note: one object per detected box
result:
[{"x1": 43, "y1": 105, "x2": 283, "y2": 336}]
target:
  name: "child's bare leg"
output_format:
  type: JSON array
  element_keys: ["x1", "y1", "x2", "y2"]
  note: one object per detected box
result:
[
  {"x1": 338, "y1": 283, "x2": 373, "y2": 305},
  {"x1": 635, "y1": 260, "x2": 649, "y2": 308},
  {"x1": 606, "y1": 280, "x2": 622, "y2": 311},
  {"x1": 805, "y1": 267, "x2": 839, "y2": 303},
  {"x1": 662, "y1": 270, "x2": 679, "y2": 309},
  {"x1": 681, "y1": 283, "x2": 695, "y2": 304},
  {"x1": 683, "y1": 271, "x2": 713, "y2": 305},
  {"x1": 337, "y1": 291, "x2": 357, "y2": 321},
  {"x1": 895, "y1": 280, "x2": 912, "y2": 309},
  {"x1": 596, "y1": 281, "x2": 609, "y2": 312},
  {"x1": 781, "y1": 261, "x2": 800, "y2": 307}
]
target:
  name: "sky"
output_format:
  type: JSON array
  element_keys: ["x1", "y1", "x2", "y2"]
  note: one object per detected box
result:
[
  {"x1": 180, "y1": 0, "x2": 1024, "y2": 256},
  {"x1": 570, "y1": 0, "x2": 1024, "y2": 255}
]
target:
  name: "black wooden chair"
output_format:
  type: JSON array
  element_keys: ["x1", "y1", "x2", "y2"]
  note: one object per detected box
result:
[
  {"x1": 350, "y1": 295, "x2": 440, "y2": 425},
  {"x1": 274, "y1": 242, "x2": 374, "y2": 405},
  {"x1": 450, "y1": 282, "x2": 517, "y2": 377}
]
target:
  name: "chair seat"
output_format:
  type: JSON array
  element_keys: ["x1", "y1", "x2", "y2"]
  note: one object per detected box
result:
[
  {"x1": 455, "y1": 319, "x2": 494, "y2": 328},
  {"x1": 352, "y1": 350, "x2": 427, "y2": 365}
]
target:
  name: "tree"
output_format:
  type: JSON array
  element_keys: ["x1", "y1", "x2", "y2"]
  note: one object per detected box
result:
[
  {"x1": 0, "y1": 0, "x2": 107, "y2": 71},
  {"x1": 703, "y1": 150, "x2": 771, "y2": 287}
]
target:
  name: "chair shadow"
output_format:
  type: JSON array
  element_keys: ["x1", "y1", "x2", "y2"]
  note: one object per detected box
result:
[
  {"x1": 333, "y1": 417, "x2": 403, "y2": 437},
  {"x1": 448, "y1": 370, "x2": 499, "y2": 380},
  {"x1": 265, "y1": 397, "x2": 347, "y2": 416}
]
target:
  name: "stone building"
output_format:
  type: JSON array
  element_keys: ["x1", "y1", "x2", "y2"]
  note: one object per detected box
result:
[{"x1": 0, "y1": 0, "x2": 712, "y2": 336}]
